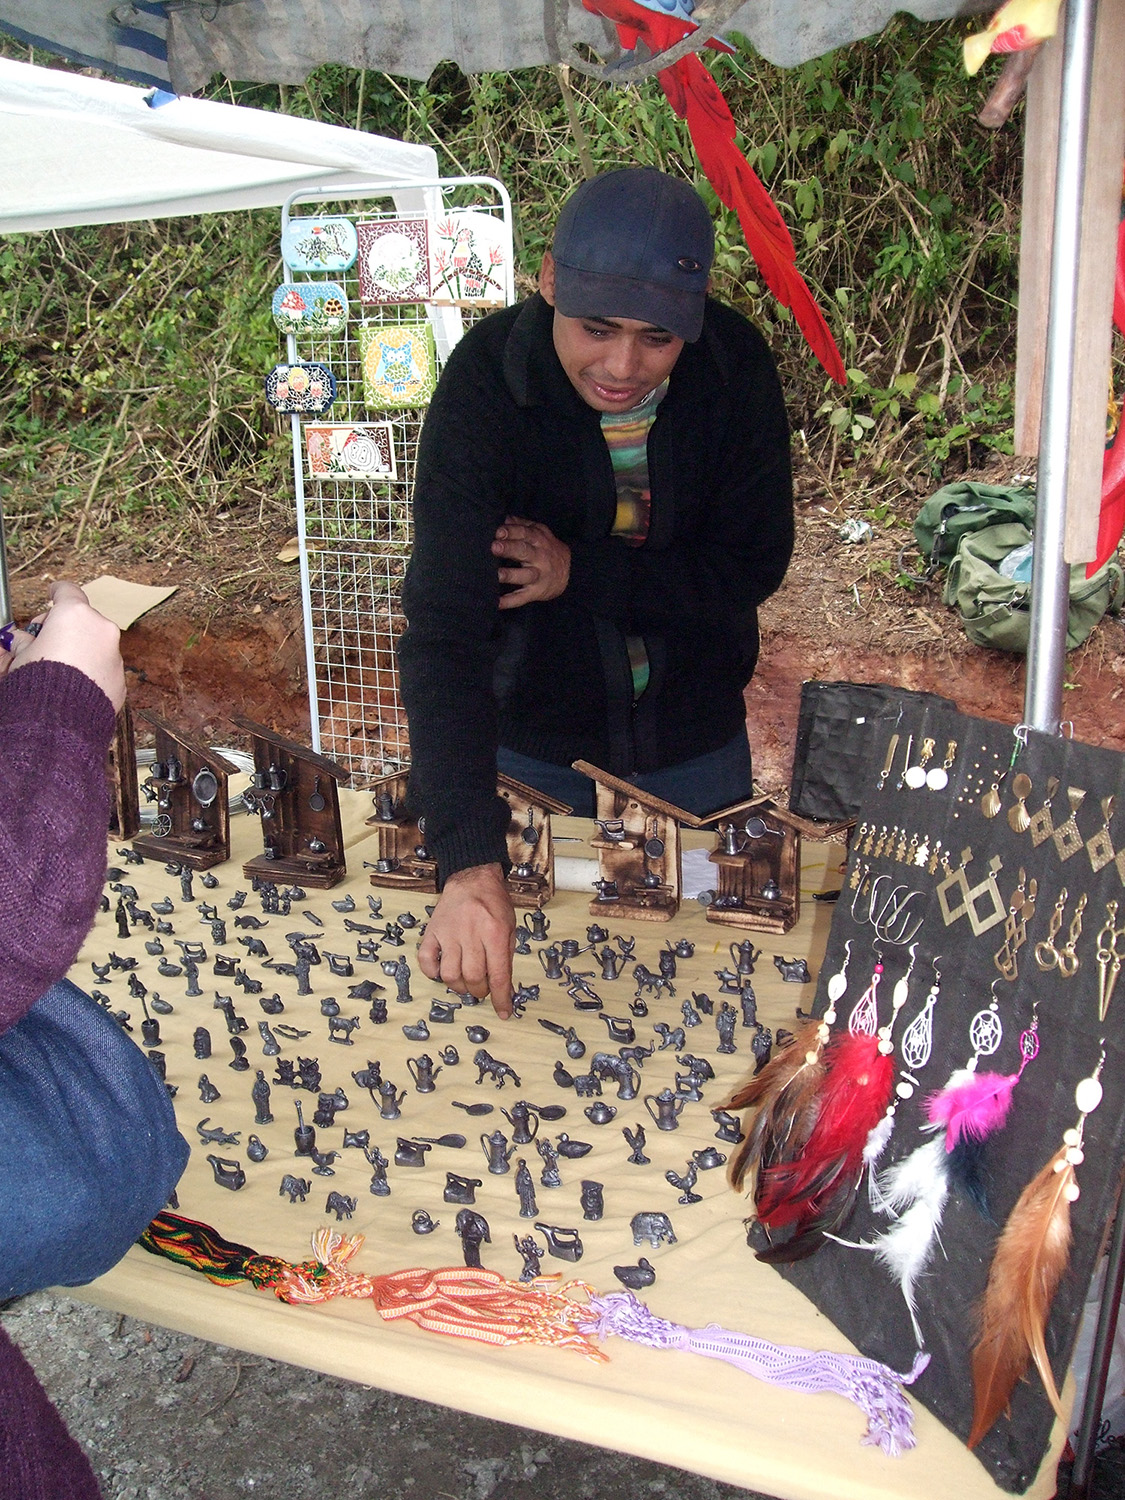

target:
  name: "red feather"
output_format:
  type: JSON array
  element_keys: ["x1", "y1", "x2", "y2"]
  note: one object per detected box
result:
[
  {"x1": 582, "y1": 0, "x2": 846, "y2": 383},
  {"x1": 753, "y1": 1032, "x2": 896, "y2": 1261}
]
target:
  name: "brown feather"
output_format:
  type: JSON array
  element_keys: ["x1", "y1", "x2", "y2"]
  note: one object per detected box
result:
[
  {"x1": 968, "y1": 1147, "x2": 1074, "y2": 1448},
  {"x1": 720, "y1": 1021, "x2": 826, "y2": 1192}
]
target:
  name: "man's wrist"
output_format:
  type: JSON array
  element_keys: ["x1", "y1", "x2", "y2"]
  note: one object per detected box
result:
[{"x1": 444, "y1": 862, "x2": 507, "y2": 889}]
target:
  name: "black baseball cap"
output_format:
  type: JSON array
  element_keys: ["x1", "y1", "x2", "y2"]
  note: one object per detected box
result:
[{"x1": 551, "y1": 167, "x2": 714, "y2": 343}]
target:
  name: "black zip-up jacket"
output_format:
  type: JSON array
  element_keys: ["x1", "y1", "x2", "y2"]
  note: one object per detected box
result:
[{"x1": 399, "y1": 292, "x2": 794, "y2": 881}]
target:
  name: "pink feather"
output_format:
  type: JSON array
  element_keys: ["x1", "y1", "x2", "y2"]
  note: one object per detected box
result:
[{"x1": 925, "y1": 1067, "x2": 1020, "y2": 1151}]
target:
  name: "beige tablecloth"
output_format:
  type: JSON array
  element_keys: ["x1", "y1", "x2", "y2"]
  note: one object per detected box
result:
[{"x1": 72, "y1": 801, "x2": 1064, "y2": 1499}]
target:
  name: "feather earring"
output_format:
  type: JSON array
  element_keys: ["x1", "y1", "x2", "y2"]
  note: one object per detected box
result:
[
  {"x1": 924, "y1": 987, "x2": 1039, "y2": 1217},
  {"x1": 753, "y1": 951, "x2": 895, "y2": 1262},
  {"x1": 724, "y1": 941, "x2": 852, "y2": 1193},
  {"x1": 969, "y1": 1052, "x2": 1106, "y2": 1448}
]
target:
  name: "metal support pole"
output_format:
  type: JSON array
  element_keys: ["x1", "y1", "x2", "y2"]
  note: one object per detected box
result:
[
  {"x1": 1064, "y1": 1173, "x2": 1125, "y2": 1498},
  {"x1": 0, "y1": 507, "x2": 11, "y2": 628},
  {"x1": 1023, "y1": 0, "x2": 1098, "y2": 734}
]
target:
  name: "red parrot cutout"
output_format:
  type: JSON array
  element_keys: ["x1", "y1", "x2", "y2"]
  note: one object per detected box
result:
[{"x1": 583, "y1": 0, "x2": 846, "y2": 383}]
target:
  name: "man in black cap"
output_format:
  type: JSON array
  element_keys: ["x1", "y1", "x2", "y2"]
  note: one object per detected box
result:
[{"x1": 400, "y1": 167, "x2": 793, "y2": 1016}]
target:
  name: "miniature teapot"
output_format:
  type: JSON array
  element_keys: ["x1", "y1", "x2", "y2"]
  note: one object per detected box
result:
[
  {"x1": 597, "y1": 946, "x2": 626, "y2": 982},
  {"x1": 644, "y1": 1088, "x2": 687, "y2": 1131},
  {"x1": 584, "y1": 1101, "x2": 617, "y2": 1126},
  {"x1": 730, "y1": 939, "x2": 761, "y2": 976},
  {"x1": 538, "y1": 944, "x2": 564, "y2": 981},
  {"x1": 480, "y1": 1129, "x2": 516, "y2": 1174},
  {"x1": 500, "y1": 1100, "x2": 539, "y2": 1145},
  {"x1": 406, "y1": 1053, "x2": 440, "y2": 1093}
]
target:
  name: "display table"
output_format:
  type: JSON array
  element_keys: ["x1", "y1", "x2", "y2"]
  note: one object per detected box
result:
[{"x1": 70, "y1": 799, "x2": 1065, "y2": 1499}]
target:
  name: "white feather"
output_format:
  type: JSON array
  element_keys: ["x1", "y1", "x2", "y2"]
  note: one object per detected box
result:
[
  {"x1": 863, "y1": 1111, "x2": 897, "y2": 1211},
  {"x1": 869, "y1": 1137, "x2": 950, "y2": 1346}
]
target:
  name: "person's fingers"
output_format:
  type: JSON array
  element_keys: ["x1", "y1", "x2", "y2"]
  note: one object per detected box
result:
[
  {"x1": 46, "y1": 581, "x2": 89, "y2": 607},
  {"x1": 417, "y1": 928, "x2": 443, "y2": 982},
  {"x1": 497, "y1": 565, "x2": 539, "y2": 586},
  {"x1": 498, "y1": 586, "x2": 537, "y2": 610}
]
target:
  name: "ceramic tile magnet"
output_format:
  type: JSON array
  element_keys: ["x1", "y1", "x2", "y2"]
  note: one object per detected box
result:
[
  {"x1": 264, "y1": 362, "x2": 337, "y2": 415},
  {"x1": 429, "y1": 211, "x2": 510, "y2": 307},
  {"x1": 356, "y1": 218, "x2": 431, "y2": 303},
  {"x1": 272, "y1": 281, "x2": 350, "y2": 335},
  {"x1": 305, "y1": 422, "x2": 398, "y2": 481},
  {"x1": 358, "y1": 322, "x2": 437, "y2": 411},
  {"x1": 281, "y1": 217, "x2": 358, "y2": 273}
]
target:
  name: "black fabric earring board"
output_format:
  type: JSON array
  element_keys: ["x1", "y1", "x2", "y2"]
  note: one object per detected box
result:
[
  {"x1": 788, "y1": 680, "x2": 957, "y2": 823},
  {"x1": 755, "y1": 702, "x2": 1125, "y2": 1494}
]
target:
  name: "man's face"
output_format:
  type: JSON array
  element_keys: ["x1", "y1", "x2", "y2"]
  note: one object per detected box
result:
[{"x1": 539, "y1": 251, "x2": 685, "y2": 414}]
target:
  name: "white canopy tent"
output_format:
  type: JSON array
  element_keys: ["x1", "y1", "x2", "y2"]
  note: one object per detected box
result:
[{"x1": 0, "y1": 57, "x2": 438, "y2": 232}]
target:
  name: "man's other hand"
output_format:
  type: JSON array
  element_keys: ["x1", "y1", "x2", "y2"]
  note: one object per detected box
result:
[
  {"x1": 492, "y1": 516, "x2": 571, "y2": 608},
  {"x1": 417, "y1": 862, "x2": 515, "y2": 1018}
]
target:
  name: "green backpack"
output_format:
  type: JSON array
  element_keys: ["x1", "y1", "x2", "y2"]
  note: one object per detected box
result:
[
  {"x1": 913, "y1": 481, "x2": 1037, "y2": 577},
  {"x1": 943, "y1": 520, "x2": 1124, "y2": 654}
]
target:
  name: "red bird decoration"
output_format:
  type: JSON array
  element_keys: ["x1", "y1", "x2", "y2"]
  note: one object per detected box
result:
[{"x1": 582, "y1": 0, "x2": 846, "y2": 383}]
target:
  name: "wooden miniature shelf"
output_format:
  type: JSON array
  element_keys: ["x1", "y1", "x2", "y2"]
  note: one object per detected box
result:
[
  {"x1": 130, "y1": 712, "x2": 238, "y2": 870},
  {"x1": 232, "y1": 714, "x2": 348, "y2": 889}
]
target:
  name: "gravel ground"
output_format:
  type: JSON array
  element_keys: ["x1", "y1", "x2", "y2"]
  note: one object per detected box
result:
[{"x1": 4, "y1": 1291, "x2": 778, "y2": 1500}]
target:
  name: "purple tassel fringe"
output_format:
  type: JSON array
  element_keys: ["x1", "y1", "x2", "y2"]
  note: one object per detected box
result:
[{"x1": 579, "y1": 1292, "x2": 929, "y2": 1457}]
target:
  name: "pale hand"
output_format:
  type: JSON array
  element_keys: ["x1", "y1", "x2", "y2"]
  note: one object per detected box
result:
[{"x1": 0, "y1": 581, "x2": 125, "y2": 710}]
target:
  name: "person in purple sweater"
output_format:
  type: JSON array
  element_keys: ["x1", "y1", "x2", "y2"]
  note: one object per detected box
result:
[{"x1": 0, "y1": 582, "x2": 187, "y2": 1500}]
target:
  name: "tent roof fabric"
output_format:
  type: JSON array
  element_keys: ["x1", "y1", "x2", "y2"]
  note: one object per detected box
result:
[
  {"x1": 0, "y1": 59, "x2": 439, "y2": 234},
  {"x1": 2, "y1": 2, "x2": 968, "y2": 94}
]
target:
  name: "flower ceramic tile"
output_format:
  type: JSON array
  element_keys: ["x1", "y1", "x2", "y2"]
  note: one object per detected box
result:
[
  {"x1": 358, "y1": 322, "x2": 437, "y2": 410},
  {"x1": 272, "y1": 282, "x2": 350, "y2": 336},
  {"x1": 429, "y1": 211, "x2": 509, "y2": 306},
  {"x1": 264, "y1": 362, "x2": 337, "y2": 415},
  {"x1": 305, "y1": 423, "x2": 398, "y2": 482},
  {"x1": 281, "y1": 217, "x2": 358, "y2": 273},
  {"x1": 356, "y1": 218, "x2": 430, "y2": 303}
]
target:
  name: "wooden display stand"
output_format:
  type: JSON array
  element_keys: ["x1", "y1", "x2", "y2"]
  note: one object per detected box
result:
[
  {"x1": 701, "y1": 797, "x2": 802, "y2": 935},
  {"x1": 572, "y1": 760, "x2": 703, "y2": 923},
  {"x1": 107, "y1": 701, "x2": 142, "y2": 841},
  {"x1": 232, "y1": 714, "x2": 347, "y2": 889},
  {"x1": 365, "y1": 770, "x2": 437, "y2": 893},
  {"x1": 131, "y1": 713, "x2": 238, "y2": 869},
  {"x1": 499, "y1": 774, "x2": 570, "y2": 908}
]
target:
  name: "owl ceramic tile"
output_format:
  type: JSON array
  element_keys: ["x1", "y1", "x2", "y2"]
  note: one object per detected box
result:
[
  {"x1": 358, "y1": 322, "x2": 437, "y2": 410},
  {"x1": 281, "y1": 218, "x2": 358, "y2": 273},
  {"x1": 356, "y1": 218, "x2": 430, "y2": 303},
  {"x1": 428, "y1": 211, "x2": 509, "y2": 306},
  {"x1": 271, "y1": 281, "x2": 350, "y2": 335},
  {"x1": 264, "y1": 363, "x2": 337, "y2": 415},
  {"x1": 305, "y1": 423, "x2": 398, "y2": 482}
]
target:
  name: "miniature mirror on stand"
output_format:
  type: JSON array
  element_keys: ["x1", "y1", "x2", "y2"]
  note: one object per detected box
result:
[
  {"x1": 107, "y1": 702, "x2": 142, "y2": 841},
  {"x1": 365, "y1": 769, "x2": 437, "y2": 893},
  {"x1": 131, "y1": 713, "x2": 238, "y2": 869},
  {"x1": 571, "y1": 761, "x2": 703, "y2": 924},
  {"x1": 231, "y1": 714, "x2": 347, "y2": 889},
  {"x1": 499, "y1": 774, "x2": 570, "y2": 908}
]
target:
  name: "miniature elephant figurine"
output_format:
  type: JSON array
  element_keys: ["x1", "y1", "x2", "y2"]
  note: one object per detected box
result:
[
  {"x1": 630, "y1": 1210, "x2": 677, "y2": 1249},
  {"x1": 279, "y1": 1174, "x2": 311, "y2": 1203},
  {"x1": 324, "y1": 1191, "x2": 357, "y2": 1221}
]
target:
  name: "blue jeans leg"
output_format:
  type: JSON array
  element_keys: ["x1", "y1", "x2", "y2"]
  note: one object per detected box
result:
[{"x1": 497, "y1": 733, "x2": 752, "y2": 822}]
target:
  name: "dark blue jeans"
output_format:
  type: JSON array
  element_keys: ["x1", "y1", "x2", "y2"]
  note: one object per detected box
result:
[
  {"x1": 0, "y1": 978, "x2": 189, "y2": 1299},
  {"x1": 497, "y1": 732, "x2": 753, "y2": 820}
]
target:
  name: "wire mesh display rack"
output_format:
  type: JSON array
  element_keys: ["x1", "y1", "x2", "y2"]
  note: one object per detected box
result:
[{"x1": 279, "y1": 177, "x2": 513, "y2": 784}]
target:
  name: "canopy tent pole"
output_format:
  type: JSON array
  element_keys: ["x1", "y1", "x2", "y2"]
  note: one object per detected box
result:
[{"x1": 1023, "y1": 0, "x2": 1098, "y2": 734}]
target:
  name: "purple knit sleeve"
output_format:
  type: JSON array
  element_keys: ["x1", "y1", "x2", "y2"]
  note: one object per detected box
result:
[{"x1": 0, "y1": 660, "x2": 116, "y2": 1034}]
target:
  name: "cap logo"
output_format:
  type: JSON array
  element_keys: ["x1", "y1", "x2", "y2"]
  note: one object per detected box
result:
[{"x1": 677, "y1": 256, "x2": 702, "y2": 272}]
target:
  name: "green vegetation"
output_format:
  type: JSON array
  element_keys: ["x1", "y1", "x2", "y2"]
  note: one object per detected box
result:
[{"x1": 1, "y1": 18, "x2": 1025, "y2": 558}]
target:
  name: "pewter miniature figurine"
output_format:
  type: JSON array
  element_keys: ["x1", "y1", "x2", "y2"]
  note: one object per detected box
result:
[
  {"x1": 514, "y1": 1233, "x2": 543, "y2": 1282},
  {"x1": 536, "y1": 1137, "x2": 562, "y2": 1188},
  {"x1": 193, "y1": 1027, "x2": 211, "y2": 1060},
  {"x1": 258, "y1": 1021, "x2": 280, "y2": 1056},
  {"x1": 259, "y1": 993, "x2": 285, "y2": 1015},
  {"x1": 228, "y1": 1037, "x2": 249, "y2": 1071},
  {"x1": 197, "y1": 1118, "x2": 240, "y2": 1146},
  {"x1": 472, "y1": 1049, "x2": 520, "y2": 1089},
  {"x1": 555, "y1": 1134, "x2": 592, "y2": 1158},
  {"x1": 407, "y1": 1053, "x2": 441, "y2": 1093},
  {"x1": 246, "y1": 1134, "x2": 269, "y2": 1163},
  {"x1": 711, "y1": 1110, "x2": 745, "y2": 1144},
  {"x1": 580, "y1": 1180, "x2": 604, "y2": 1221},
  {"x1": 439, "y1": 1045, "x2": 460, "y2": 1066},
  {"x1": 207, "y1": 1155, "x2": 246, "y2": 1191},
  {"x1": 500, "y1": 1100, "x2": 538, "y2": 1145},
  {"x1": 613, "y1": 1258, "x2": 656, "y2": 1290},
  {"x1": 198, "y1": 1075, "x2": 221, "y2": 1104},
  {"x1": 514, "y1": 1158, "x2": 538, "y2": 1218},
  {"x1": 751, "y1": 1024, "x2": 773, "y2": 1075},
  {"x1": 740, "y1": 984, "x2": 757, "y2": 1029},
  {"x1": 591, "y1": 1052, "x2": 639, "y2": 1100},
  {"x1": 481, "y1": 1129, "x2": 515, "y2": 1175},
  {"x1": 585, "y1": 1101, "x2": 616, "y2": 1125},
  {"x1": 552, "y1": 1061, "x2": 575, "y2": 1089},
  {"x1": 716, "y1": 1002, "x2": 737, "y2": 1054},
  {"x1": 455, "y1": 1209, "x2": 491, "y2": 1268},
  {"x1": 631, "y1": 1211, "x2": 676, "y2": 1248},
  {"x1": 644, "y1": 1088, "x2": 686, "y2": 1132},
  {"x1": 680, "y1": 997, "x2": 701, "y2": 1029},
  {"x1": 693, "y1": 1146, "x2": 727, "y2": 1170},
  {"x1": 623, "y1": 1123, "x2": 650, "y2": 1164},
  {"x1": 774, "y1": 955, "x2": 812, "y2": 983},
  {"x1": 533, "y1": 1222, "x2": 583, "y2": 1262},
  {"x1": 365, "y1": 1144, "x2": 390, "y2": 1195},
  {"x1": 412, "y1": 1209, "x2": 439, "y2": 1234},
  {"x1": 444, "y1": 1172, "x2": 482, "y2": 1205},
  {"x1": 279, "y1": 1174, "x2": 310, "y2": 1203},
  {"x1": 325, "y1": 1191, "x2": 356, "y2": 1220},
  {"x1": 310, "y1": 1146, "x2": 339, "y2": 1176},
  {"x1": 293, "y1": 1101, "x2": 316, "y2": 1156},
  {"x1": 395, "y1": 1138, "x2": 431, "y2": 1167}
]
